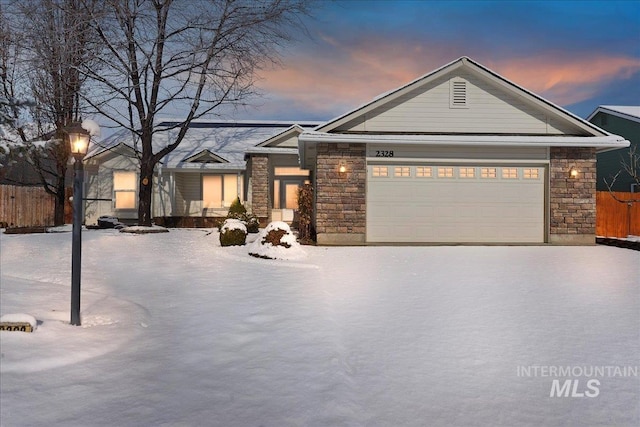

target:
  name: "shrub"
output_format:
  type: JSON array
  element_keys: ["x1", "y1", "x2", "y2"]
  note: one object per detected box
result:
[
  {"x1": 297, "y1": 183, "x2": 315, "y2": 244},
  {"x1": 225, "y1": 197, "x2": 259, "y2": 233},
  {"x1": 243, "y1": 215, "x2": 260, "y2": 233},
  {"x1": 263, "y1": 227, "x2": 291, "y2": 248},
  {"x1": 219, "y1": 219, "x2": 247, "y2": 246},
  {"x1": 227, "y1": 197, "x2": 246, "y2": 219},
  {"x1": 248, "y1": 221, "x2": 306, "y2": 260}
]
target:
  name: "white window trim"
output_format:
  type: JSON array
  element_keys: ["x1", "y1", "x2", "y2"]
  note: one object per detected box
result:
[{"x1": 113, "y1": 171, "x2": 137, "y2": 210}]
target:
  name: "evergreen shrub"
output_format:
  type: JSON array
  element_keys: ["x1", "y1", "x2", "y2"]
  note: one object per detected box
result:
[{"x1": 219, "y1": 218, "x2": 247, "y2": 246}]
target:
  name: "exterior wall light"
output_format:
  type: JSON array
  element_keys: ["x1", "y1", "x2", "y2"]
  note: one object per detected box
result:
[
  {"x1": 569, "y1": 166, "x2": 578, "y2": 179},
  {"x1": 339, "y1": 164, "x2": 347, "y2": 174}
]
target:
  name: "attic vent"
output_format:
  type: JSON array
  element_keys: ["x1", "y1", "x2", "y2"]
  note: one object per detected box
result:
[{"x1": 450, "y1": 79, "x2": 468, "y2": 108}]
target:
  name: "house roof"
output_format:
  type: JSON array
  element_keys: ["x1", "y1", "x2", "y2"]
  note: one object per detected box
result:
[
  {"x1": 256, "y1": 124, "x2": 307, "y2": 147},
  {"x1": 314, "y1": 56, "x2": 610, "y2": 137},
  {"x1": 586, "y1": 105, "x2": 640, "y2": 124},
  {"x1": 299, "y1": 56, "x2": 630, "y2": 168},
  {"x1": 86, "y1": 120, "x2": 320, "y2": 170}
]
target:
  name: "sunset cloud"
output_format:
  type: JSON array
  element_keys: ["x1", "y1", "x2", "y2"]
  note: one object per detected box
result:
[
  {"x1": 249, "y1": 1, "x2": 639, "y2": 121},
  {"x1": 256, "y1": 38, "x2": 640, "y2": 120},
  {"x1": 488, "y1": 55, "x2": 640, "y2": 105}
]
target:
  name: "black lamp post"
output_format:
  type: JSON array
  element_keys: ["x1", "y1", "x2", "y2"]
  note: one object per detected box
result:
[{"x1": 68, "y1": 122, "x2": 90, "y2": 326}]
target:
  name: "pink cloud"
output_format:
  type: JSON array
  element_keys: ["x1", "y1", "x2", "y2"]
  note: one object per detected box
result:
[
  {"x1": 487, "y1": 55, "x2": 640, "y2": 105},
  {"x1": 257, "y1": 38, "x2": 640, "y2": 118}
]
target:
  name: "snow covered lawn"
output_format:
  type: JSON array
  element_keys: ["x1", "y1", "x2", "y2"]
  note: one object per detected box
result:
[{"x1": 1, "y1": 229, "x2": 638, "y2": 426}]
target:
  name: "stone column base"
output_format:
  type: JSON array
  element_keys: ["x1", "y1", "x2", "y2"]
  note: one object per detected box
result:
[
  {"x1": 549, "y1": 234, "x2": 596, "y2": 245},
  {"x1": 316, "y1": 233, "x2": 366, "y2": 246}
]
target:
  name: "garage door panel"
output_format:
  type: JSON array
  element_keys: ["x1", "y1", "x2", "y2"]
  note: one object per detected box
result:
[{"x1": 367, "y1": 164, "x2": 545, "y2": 243}]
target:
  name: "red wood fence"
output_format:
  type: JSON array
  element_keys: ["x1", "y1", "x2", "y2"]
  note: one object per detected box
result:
[
  {"x1": 596, "y1": 191, "x2": 640, "y2": 238},
  {"x1": 0, "y1": 184, "x2": 56, "y2": 228}
]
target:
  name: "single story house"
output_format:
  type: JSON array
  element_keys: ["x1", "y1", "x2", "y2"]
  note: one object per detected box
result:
[
  {"x1": 84, "y1": 121, "x2": 320, "y2": 227},
  {"x1": 84, "y1": 56, "x2": 630, "y2": 245},
  {"x1": 298, "y1": 57, "x2": 629, "y2": 245},
  {"x1": 586, "y1": 105, "x2": 640, "y2": 192}
]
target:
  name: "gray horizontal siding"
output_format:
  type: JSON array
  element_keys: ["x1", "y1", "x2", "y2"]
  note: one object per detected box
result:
[{"x1": 337, "y1": 71, "x2": 582, "y2": 135}]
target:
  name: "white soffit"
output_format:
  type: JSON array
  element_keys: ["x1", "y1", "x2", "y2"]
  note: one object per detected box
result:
[{"x1": 298, "y1": 131, "x2": 630, "y2": 149}]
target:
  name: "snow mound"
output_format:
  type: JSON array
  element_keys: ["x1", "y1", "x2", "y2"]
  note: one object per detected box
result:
[
  {"x1": 120, "y1": 225, "x2": 169, "y2": 234},
  {"x1": 81, "y1": 119, "x2": 101, "y2": 137},
  {"x1": 221, "y1": 218, "x2": 247, "y2": 233},
  {"x1": 247, "y1": 221, "x2": 306, "y2": 260},
  {"x1": 1, "y1": 313, "x2": 38, "y2": 330}
]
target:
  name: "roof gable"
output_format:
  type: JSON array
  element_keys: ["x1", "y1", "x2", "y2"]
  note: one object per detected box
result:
[
  {"x1": 256, "y1": 125, "x2": 305, "y2": 148},
  {"x1": 183, "y1": 150, "x2": 228, "y2": 163},
  {"x1": 316, "y1": 57, "x2": 608, "y2": 137},
  {"x1": 587, "y1": 106, "x2": 640, "y2": 124}
]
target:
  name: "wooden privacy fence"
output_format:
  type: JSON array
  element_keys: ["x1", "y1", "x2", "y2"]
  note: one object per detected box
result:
[
  {"x1": 596, "y1": 191, "x2": 640, "y2": 238},
  {"x1": 0, "y1": 184, "x2": 55, "y2": 228}
]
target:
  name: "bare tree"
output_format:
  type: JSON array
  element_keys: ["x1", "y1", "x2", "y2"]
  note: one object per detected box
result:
[
  {"x1": 604, "y1": 146, "x2": 640, "y2": 198},
  {"x1": 1, "y1": 0, "x2": 99, "y2": 225},
  {"x1": 82, "y1": 0, "x2": 311, "y2": 226}
]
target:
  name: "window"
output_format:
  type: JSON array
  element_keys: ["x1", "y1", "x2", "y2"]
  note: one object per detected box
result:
[
  {"x1": 502, "y1": 168, "x2": 518, "y2": 179},
  {"x1": 274, "y1": 167, "x2": 310, "y2": 176},
  {"x1": 523, "y1": 168, "x2": 540, "y2": 179},
  {"x1": 372, "y1": 166, "x2": 388, "y2": 177},
  {"x1": 203, "y1": 174, "x2": 240, "y2": 208},
  {"x1": 450, "y1": 79, "x2": 468, "y2": 108},
  {"x1": 394, "y1": 166, "x2": 410, "y2": 177},
  {"x1": 459, "y1": 167, "x2": 475, "y2": 178},
  {"x1": 481, "y1": 167, "x2": 497, "y2": 179},
  {"x1": 113, "y1": 171, "x2": 136, "y2": 209},
  {"x1": 438, "y1": 167, "x2": 454, "y2": 178},
  {"x1": 416, "y1": 167, "x2": 432, "y2": 178},
  {"x1": 273, "y1": 167, "x2": 309, "y2": 210}
]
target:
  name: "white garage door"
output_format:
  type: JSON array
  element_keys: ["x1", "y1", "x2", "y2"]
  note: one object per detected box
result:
[{"x1": 366, "y1": 164, "x2": 545, "y2": 243}]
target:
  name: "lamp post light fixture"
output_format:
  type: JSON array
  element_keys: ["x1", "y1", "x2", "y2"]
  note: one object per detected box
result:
[{"x1": 68, "y1": 122, "x2": 91, "y2": 326}]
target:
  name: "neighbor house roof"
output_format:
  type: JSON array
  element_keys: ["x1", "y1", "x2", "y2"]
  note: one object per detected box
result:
[
  {"x1": 586, "y1": 106, "x2": 640, "y2": 124},
  {"x1": 86, "y1": 120, "x2": 320, "y2": 170}
]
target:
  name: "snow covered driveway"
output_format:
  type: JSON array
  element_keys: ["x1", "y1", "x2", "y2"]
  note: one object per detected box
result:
[{"x1": 1, "y1": 229, "x2": 639, "y2": 426}]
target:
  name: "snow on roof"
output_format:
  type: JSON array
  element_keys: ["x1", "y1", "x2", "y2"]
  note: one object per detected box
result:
[
  {"x1": 587, "y1": 105, "x2": 640, "y2": 123},
  {"x1": 86, "y1": 121, "x2": 320, "y2": 168}
]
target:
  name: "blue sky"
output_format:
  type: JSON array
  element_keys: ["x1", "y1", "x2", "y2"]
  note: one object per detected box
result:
[{"x1": 245, "y1": 0, "x2": 640, "y2": 121}]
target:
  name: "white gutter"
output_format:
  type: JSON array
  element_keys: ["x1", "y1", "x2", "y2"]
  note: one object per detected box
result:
[{"x1": 298, "y1": 131, "x2": 630, "y2": 149}]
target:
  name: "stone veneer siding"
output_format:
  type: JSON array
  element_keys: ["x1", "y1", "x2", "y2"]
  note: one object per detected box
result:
[
  {"x1": 315, "y1": 143, "x2": 366, "y2": 245},
  {"x1": 250, "y1": 154, "x2": 269, "y2": 223},
  {"x1": 549, "y1": 147, "x2": 596, "y2": 244}
]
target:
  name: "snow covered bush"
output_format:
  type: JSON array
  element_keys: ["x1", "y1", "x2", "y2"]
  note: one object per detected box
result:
[
  {"x1": 243, "y1": 215, "x2": 260, "y2": 233},
  {"x1": 225, "y1": 197, "x2": 259, "y2": 233},
  {"x1": 219, "y1": 218, "x2": 247, "y2": 246},
  {"x1": 247, "y1": 221, "x2": 305, "y2": 260}
]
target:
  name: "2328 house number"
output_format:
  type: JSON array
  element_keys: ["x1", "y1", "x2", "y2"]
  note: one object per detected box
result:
[{"x1": 375, "y1": 150, "x2": 394, "y2": 157}]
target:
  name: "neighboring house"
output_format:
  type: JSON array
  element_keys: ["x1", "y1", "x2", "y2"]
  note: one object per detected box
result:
[
  {"x1": 586, "y1": 106, "x2": 640, "y2": 192},
  {"x1": 297, "y1": 57, "x2": 629, "y2": 245},
  {"x1": 84, "y1": 121, "x2": 320, "y2": 226}
]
